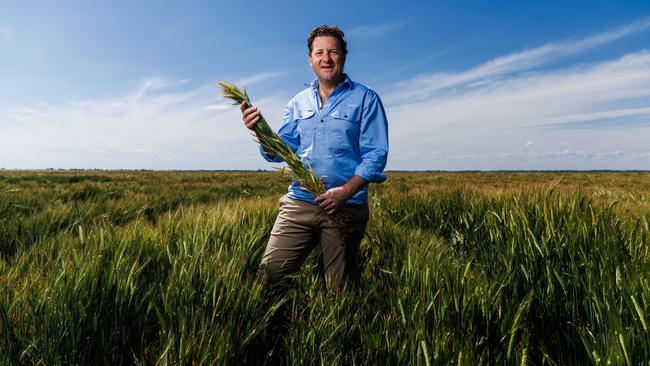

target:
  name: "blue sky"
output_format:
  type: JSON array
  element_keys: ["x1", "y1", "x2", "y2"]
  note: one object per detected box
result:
[{"x1": 1, "y1": 1, "x2": 650, "y2": 170}]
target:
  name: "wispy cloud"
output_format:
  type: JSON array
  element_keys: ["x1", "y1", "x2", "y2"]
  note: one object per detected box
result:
[
  {"x1": 233, "y1": 71, "x2": 289, "y2": 87},
  {"x1": 385, "y1": 41, "x2": 650, "y2": 170},
  {"x1": 130, "y1": 77, "x2": 190, "y2": 102},
  {"x1": 0, "y1": 74, "x2": 290, "y2": 169},
  {"x1": 347, "y1": 21, "x2": 408, "y2": 38},
  {"x1": 3, "y1": 15, "x2": 649, "y2": 171},
  {"x1": 535, "y1": 106, "x2": 650, "y2": 129},
  {"x1": 388, "y1": 51, "x2": 650, "y2": 130},
  {"x1": 387, "y1": 17, "x2": 650, "y2": 103}
]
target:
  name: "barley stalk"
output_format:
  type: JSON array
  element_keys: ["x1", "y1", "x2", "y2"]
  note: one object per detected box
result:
[
  {"x1": 218, "y1": 81, "x2": 350, "y2": 232},
  {"x1": 218, "y1": 81, "x2": 325, "y2": 196},
  {"x1": 631, "y1": 295, "x2": 648, "y2": 332},
  {"x1": 421, "y1": 340, "x2": 431, "y2": 366},
  {"x1": 507, "y1": 290, "x2": 534, "y2": 359},
  {"x1": 618, "y1": 333, "x2": 632, "y2": 366}
]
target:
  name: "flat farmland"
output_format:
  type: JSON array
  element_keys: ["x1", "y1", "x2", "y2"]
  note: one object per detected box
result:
[{"x1": 1, "y1": 171, "x2": 649, "y2": 365}]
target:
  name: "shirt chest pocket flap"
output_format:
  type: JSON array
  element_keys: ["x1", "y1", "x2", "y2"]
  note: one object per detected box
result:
[
  {"x1": 331, "y1": 107, "x2": 361, "y2": 124},
  {"x1": 295, "y1": 108, "x2": 315, "y2": 121}
]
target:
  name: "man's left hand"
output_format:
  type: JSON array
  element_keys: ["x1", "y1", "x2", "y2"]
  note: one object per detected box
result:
[{"x1": 315, "y1": 186, "x2": 351, "y2": 215}]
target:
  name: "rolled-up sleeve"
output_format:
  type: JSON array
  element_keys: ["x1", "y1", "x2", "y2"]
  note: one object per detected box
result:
[
  {"x1": 354, "y1": 91, "x2": 388, "y2": 183},
  {"x1": 259, "y1": 101, "x2": 300, "y2": 163}
]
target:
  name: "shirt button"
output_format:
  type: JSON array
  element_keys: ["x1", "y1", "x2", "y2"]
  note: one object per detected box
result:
[{"x1": 320, "y1": 119, "x2": 324, "y2": 122}]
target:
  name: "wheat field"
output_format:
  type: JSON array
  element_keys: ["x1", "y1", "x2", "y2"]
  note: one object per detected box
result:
[{"x1": 1, "y1": 171, "x2": 649, "y2": 365}]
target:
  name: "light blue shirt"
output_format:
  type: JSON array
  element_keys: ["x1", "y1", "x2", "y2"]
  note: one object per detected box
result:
[{"x1": 260, "y1": 74, "x2": 389, "y2": 205}]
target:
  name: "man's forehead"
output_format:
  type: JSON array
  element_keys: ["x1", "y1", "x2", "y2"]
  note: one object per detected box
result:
[{"x1": 312, "y1": 36, "x2": 340, "y2": 49}]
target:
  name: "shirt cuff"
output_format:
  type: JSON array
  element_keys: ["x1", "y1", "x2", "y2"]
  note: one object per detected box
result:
[
  {"x1": 354, "y1": 164, "x2": 387, "y2": 183},
  {"x1": 259, "y1": 145, "x2": 282, "y2": 163}
]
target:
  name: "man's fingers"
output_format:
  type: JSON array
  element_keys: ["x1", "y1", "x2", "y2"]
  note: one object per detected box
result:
[
  {"x1": 241, "y1": 102, "x2": 258, "y2": 122},
  {"x1": 245, "y1": 116, "x2": 260, "y2": 129},
  {"x1": 242, "y1": 106, "x2": 258, "y2": 119},
  {"x1": 244, "y1": 116, "x2": 260, "y2": 127},
  {"x1": 243, "y1": 109, "x2": 260, "y2": 129},
  {"x1": 320, "y1": 199, "x2": 336, "y2": 211}
]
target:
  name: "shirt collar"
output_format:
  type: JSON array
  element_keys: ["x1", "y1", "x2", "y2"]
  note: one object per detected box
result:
[{"x1": 309, "y1": 73, "x2": 354, "y2": 92}]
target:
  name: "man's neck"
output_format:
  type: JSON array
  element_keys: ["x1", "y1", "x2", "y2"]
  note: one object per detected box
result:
[
  {"x1": 318, "y1": 85, "x2": 335, "y2": 106},
  {"x1": 317, "y1": 76, "x2": 344, "y2": 107}
]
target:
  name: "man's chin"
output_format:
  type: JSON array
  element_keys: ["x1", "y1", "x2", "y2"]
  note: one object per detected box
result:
[{"x1": 318, "y1": 73, "x2": 343, "y2": 84}]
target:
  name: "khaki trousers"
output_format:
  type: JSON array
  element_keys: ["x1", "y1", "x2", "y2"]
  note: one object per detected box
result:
[{"x1": 260, "y1": 194, "x2": 369, "y2": 293}]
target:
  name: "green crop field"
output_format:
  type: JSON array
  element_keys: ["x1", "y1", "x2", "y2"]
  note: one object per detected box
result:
[{"x1": 1, "y1": 171, "x2": 649, "y2": 365}]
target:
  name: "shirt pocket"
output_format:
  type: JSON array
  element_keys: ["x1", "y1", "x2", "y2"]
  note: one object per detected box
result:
[
  {"x1": 295, "y1": 108, "x2": 315, "y2": 120},
  {"x1": 327, "y1": 106, "x2": 361, "y2": 157},
  {"x1": 294, "y1": 108, "x2": 316, "y2": 154}
]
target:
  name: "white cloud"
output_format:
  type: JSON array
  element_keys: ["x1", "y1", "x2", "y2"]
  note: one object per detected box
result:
[
  {"x1": 387, "y1": 17, "x2": 650, "y2": 103},
  {"x1": 385, "y1": 50, "x2": 650, "y2": 170},
  {"x1": 3, "y1": 17, "x2": 650, "y2": 171},
  {"x1": 531, "y1": 106, "x2": 650, "y2": 127},
  {"x1": 347, "y1": 21, "x2": 408, "y2": 38},
  {"x1": 233, "y1": 71, "x2": 289, "y2": 87},
  {"x1": 203, "y1": 104, "x2": 231, "y2": 111},
  {"x1": 0, "y1": 75, "x2": 290, "y2": 169}
]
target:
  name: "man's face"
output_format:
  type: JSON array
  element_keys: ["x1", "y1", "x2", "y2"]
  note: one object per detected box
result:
[{"x1": 309, "y1": 36, "x2": 345, "y2": 86}]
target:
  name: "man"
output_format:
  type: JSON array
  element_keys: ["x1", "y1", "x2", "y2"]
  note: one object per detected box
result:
[{"x1": 241, "y1": 25, "x2": 389, "y2": 293}]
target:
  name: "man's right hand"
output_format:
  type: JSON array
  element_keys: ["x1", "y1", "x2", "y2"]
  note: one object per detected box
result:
[{"x1": 241, "y1": 101, "x2": 262, "y2": 130}]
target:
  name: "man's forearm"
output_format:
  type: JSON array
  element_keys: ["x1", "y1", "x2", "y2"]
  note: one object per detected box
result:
[
  {"x1": 314, "y1": 175, "x2": 369, "y2": 214},
  {"x1": 341, "y1": 175, "x2": 369, "y2": 200}
]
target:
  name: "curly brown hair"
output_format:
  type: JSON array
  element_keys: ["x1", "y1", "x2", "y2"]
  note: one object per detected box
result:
[{"x1": 307, "y1": 25, "x2": 348, "y2": 56}]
